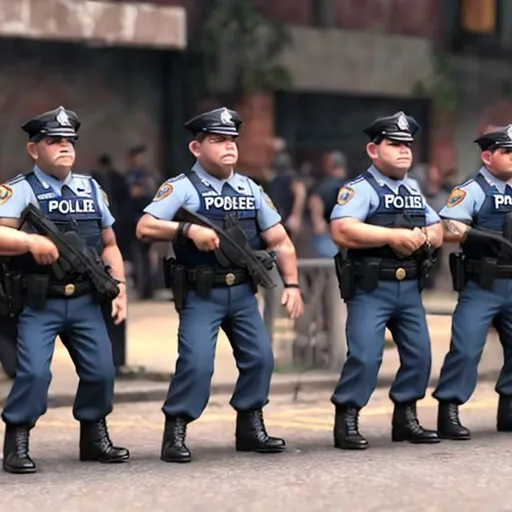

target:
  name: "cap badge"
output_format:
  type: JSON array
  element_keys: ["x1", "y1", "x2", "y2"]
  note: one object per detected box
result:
[
  {"x1": 56, "y1": 107, "x2": 71, "y2": 127},
  {"x1": 220, "y1": 108, "x2": 234, "y2": 126},
  {"x1": 506, "y1": 125, "x2": 512, "y2": 141},
  {"x1": 397, "y1": 113, "x2": 409, "y2": 131}
]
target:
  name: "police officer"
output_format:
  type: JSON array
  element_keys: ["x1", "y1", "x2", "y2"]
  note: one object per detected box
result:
[
  {"x1": 136, "y1": 107, "x2": 304, "y2": 463},
  {"x1": 433, "y1": 125, "x2": 512, "y2": 439},
  {"x1": 329, "y1": 112, "x2": 444, "y2": 449},
  {"x1": 0, "y1": 106, "x2": 129, "y2": 473}
]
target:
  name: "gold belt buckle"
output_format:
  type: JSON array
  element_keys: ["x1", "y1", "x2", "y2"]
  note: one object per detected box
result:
[
  {"x1": 64, "y1": 283, "x2": 75, "y2": 296},
  {"x1": 225, "y1": 273, "x2": 236, "y2": 286},
  {"x1": 395, "y1": 267, "x2": 407, "y2": 281}
]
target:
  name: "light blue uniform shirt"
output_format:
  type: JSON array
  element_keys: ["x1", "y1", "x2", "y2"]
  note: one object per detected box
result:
[
  {"x1": 0, "y1": 166, "x2": 114, "y2": 228},
  {"x1": 144, "y1": 162, "x2": 282, "y2": 231},
  {"x1": 439, "y1": 167, "x2": 508, "y2": 222},
  {"x1": 330, "y1": 166, "x2": 440, "y2": 226}
]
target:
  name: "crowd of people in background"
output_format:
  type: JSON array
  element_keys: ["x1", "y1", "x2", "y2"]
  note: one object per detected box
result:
[
  {"x1": 89, "y1": 145, "x2": 164, "y2": 300},
  {"x1": 259, "y1": 139, "x2": 459, "y2": 290},
  {"x1": 92, "y1": 138, "x2": 458, "y2": 299}
]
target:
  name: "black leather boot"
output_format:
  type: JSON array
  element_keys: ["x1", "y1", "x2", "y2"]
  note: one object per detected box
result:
[
  {"x1": 437, "y1": 402, "x2": 471, "y2": 440},
  {"x1": 79, "y1": 419, "x2": 130, "y2": 463},
  {"x1": 3, "y1": 425, "x2": 36, "y2": 474},
  {"x1": 392, "y1": 402, "x2": 440, "y2": 444},
  {"x1": 161, "y1": 417, "x2": 191, "y2": 463},
  {"x1": 333, "y1": 405, "x2": 368, "y2": 450},
  {"x1": 235, "y1": 409, "x2": 286, "y2": 453},
  {"x1": 497, "y1": 395, "x2": 512, "y2": 432}
]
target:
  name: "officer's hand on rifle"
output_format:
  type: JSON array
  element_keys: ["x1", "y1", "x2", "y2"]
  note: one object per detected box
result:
[
  {"x1": 187, "y1": 225, "x2": 220, "y2": 252},
  {"x1": 388, "y1": 227, "x2": 426, "y2": 257},
  {"x1": 27, "y1": 234, "x2": 59, "y2": 265}
]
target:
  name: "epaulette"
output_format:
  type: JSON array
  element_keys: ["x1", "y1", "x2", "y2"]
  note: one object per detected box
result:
[
  {"x1": 5, "y1": 174, "x2": 26, "y2": 185},
  {"x1": 167, "y1": 173, "x2": 187, "y2": 183},
  {"x1": 347, "y1": 175, "x2": 364, "y2": 187},
  {"x1": 457, "y1": 178, "x2": 474, "y2": 189}
]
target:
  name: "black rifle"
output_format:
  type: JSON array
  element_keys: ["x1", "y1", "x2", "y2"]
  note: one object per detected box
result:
[
  {"x1": 465, "y1": 226, "x2": 512, "y2": 257},
  {"x1": 19, "y1": 204, "x2": 120, "y2": 301},
  {"x1": 176, "y1": 207, "x2": 276, "y2": 288}
]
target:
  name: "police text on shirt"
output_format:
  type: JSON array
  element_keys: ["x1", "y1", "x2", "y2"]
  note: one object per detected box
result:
[
  {"x1": 48, "y1": 198, "x2": 96, "y2": 215},
  {"x1": 384, "y1": 195, "x2": 425, "y2": 209},
  {"x1": 204, "y1": 196, "x2": 256, "y2": 211},
  {"x1": 494, "y1": 195, "x2": 512, "y2": 208}
]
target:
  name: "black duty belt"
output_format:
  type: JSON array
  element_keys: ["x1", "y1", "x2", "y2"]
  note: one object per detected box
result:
[
  {"x1": 466, "y1": 260, "x2": 512, "y2": 279},
  {"x1": 353, "y1": 260, "x2": 419, "y2": 281},
  {"x1": 47, "y1": 281, "x2": 92, "y2": 298},
  {"x1": 185, "y1": 269, "x2": 250, "y2": 287}
]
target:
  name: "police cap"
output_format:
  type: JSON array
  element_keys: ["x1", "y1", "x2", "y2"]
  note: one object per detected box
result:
[
  {"x1": 474, "y1": 125, "x2": 512, "y2": 150},
  {"x1": 185, "y1": 107, "x2": 242, "y2": 137},
  {"x1": 21, "y1": 106, "x2": 80, "y2": 142},
  {"x1": 363, "y1": 111, "x2": 420, "y2": 143}
]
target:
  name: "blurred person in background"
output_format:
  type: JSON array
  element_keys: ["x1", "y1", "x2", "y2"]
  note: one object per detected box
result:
[
  {"x1": 91, "y1": 154, "x2": 131, "y2": 258},
  {"x1": 126, "y1": 145, "x2": 159, "y2": 299},
  {"x1": 308, "y1": 151, "x2": 348, "y2": 258},
  {"x1": 266, "y1": 151, "x2": 306, "y2": 243}
]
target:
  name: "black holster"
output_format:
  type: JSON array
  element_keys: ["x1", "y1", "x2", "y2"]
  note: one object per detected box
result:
[
  {"x1": 449, "y1": 252, "x2": 467, "y2": 292},
  {"x1": 334, "y1": 252, "x2": 355, "y2": 301},
  {"x1": 162, "y1": 257, "x2": 187, "y2": 313},
  {"x1": 1, "y1": 269, "x2": 23, "y2": 317},
  {"x1": 418, "y1": 252, "x2": 435, "y2": 292},
  {"x1": 0, "y1": 268, "x2": 23, "y2": 317}
]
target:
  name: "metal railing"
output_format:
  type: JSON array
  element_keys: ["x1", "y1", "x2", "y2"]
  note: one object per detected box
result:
[
  {"x1": 263, "y1": 258, "x2": 347, "y2": 371},
  {"x1": 262, "y1": 258, "x2": 455, "y2": 371}
]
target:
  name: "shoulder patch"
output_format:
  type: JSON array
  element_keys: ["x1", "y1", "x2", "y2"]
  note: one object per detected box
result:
[
  {"x1": 98, "y1": 186, "x2": 110, "y2": 206},
  {"x1": 154, "y1": 182, "x2": 173, "y2": 201},
  {"x1": 446, "y1": 188, "x2": 467, "y2": 208},
  {"x1": 259, "y1": 186, "x2": 277, "y2": 211},
  {"x1": 0, "y1": 184, "x2": 13, "y2": 205},
  {"x1": 337, "y1": 186, "x2": 355, "y2": 205},
  {"x1": 5, "y1": 174, "x2": 25, "y2": 186},
  {"x1": 167, "y1": 173, "x2": 187, "y2": 183}
]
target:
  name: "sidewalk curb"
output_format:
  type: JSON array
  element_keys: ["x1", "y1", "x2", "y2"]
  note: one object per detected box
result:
[{"x1": 24, "y1": 370, "x2": 499, "y2": 410}]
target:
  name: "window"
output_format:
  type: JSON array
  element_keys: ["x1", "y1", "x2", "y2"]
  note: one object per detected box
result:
[
  {"x1": 450, "y1": 0, "x2": 512, "y2": 56},
  {"x1": 460, "y1": 0, "x2": 496, "y2": 33}
]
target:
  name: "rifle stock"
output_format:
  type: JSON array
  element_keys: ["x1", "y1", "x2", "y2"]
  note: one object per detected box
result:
[{"x1": 466, "y1": 227, "x2": 512, "y2": 257}]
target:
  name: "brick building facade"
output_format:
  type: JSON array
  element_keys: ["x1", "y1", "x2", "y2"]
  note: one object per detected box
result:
[
  {"x1": 148, "y1": 0, "x2": 512, "y2": 179},
  {"x1": 0, "y1": 0, "x2": 511, "y2": 180}
]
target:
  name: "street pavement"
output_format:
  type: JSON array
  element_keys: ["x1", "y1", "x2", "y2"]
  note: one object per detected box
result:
[
  {"x1": 0, "y1": 383, "x2": 511, "y2": 512},
  {"x1": 0, "y1": 290, "x2": 504, "y2": 408}
]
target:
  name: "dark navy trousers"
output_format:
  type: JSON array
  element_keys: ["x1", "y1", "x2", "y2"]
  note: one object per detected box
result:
[
  {"x1": 332, "y1": 280, "x2": 432, "y2": 409},
  {"x1": 2, "y1": 294, "x2": 115, "y2": 427},
  {"x1": 163, "y1": 282, "x2": 274, "y2": 421},
  {"x1": 433, "y1": 279, "x2": 512, "y2": 404}
]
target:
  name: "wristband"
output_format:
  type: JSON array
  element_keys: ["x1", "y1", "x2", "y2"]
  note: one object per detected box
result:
[
  {"x1": 284, "y1": 283, "x2": 300, "y2": 289},
  {"x1": 174, "y1": 222, "x2": 192, "y2": 244}
]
